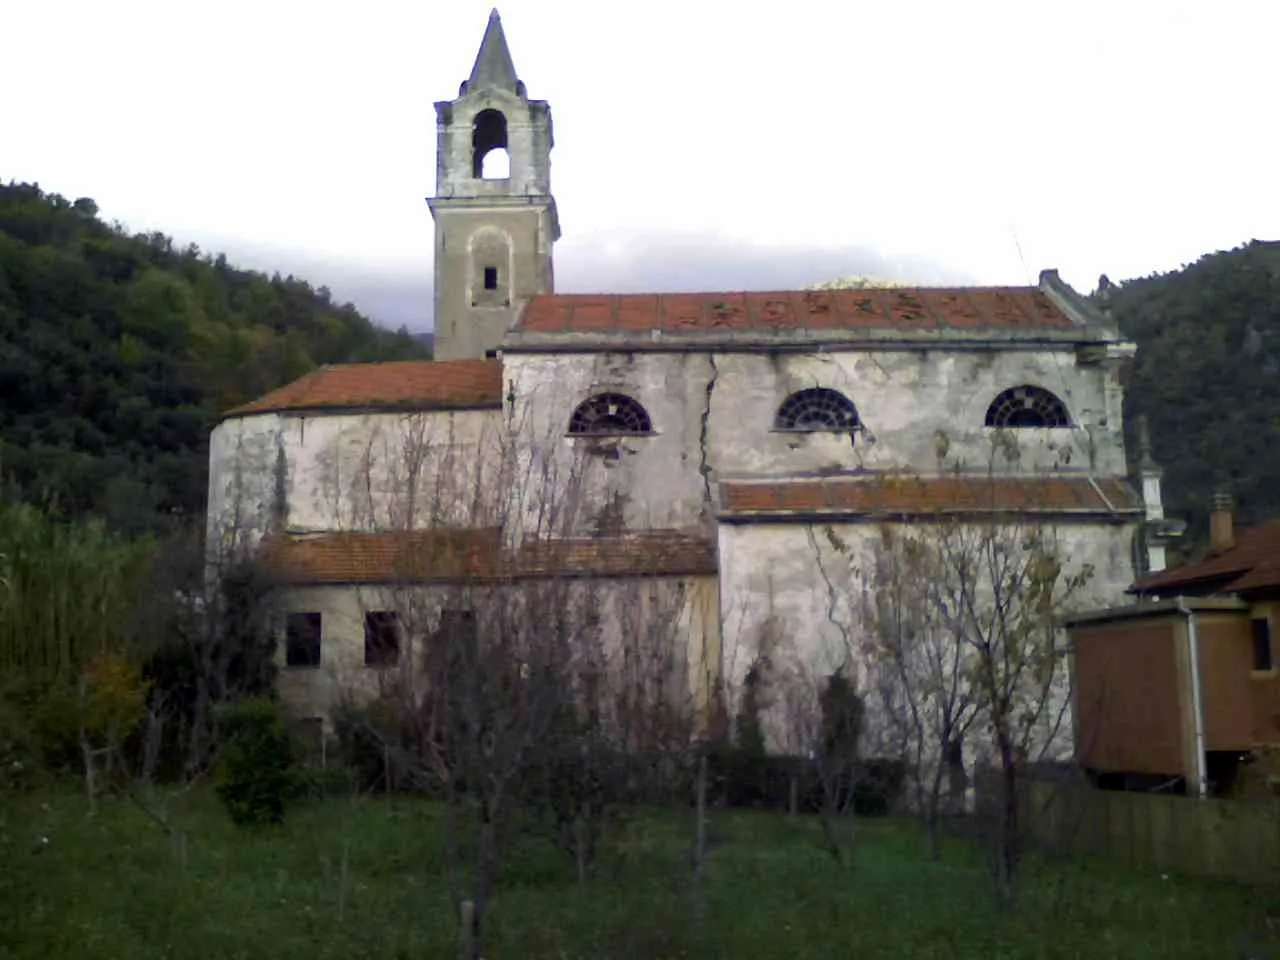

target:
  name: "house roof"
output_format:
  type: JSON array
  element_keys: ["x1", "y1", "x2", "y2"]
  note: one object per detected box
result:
[
  {"x1": 719, "y1": 475, "x2": 1142, "y2": 522},
  {"x1": 223, "y1": 359, "x2": 503, "y2": 419},
  {"x1": 257, "y1": 528, "x2": 717, "y2": 584},
  {"x1": 1129, "y1": 518, "x2": 1280, "y2": 596},
  {"x1": 514, "y1": 287, "x2": 1079, "y2": 340}
]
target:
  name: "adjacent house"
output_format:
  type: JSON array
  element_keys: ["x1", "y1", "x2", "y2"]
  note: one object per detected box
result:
[{"x1": 1068, "y1": 494, "x2": 1280, "y2": 796}]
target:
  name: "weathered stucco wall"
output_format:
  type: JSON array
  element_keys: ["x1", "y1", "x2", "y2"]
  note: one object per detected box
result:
[
  {"x1": 206, "y1": 413, "x2": 285, "y2": 563},
  {"x1": 716, "y1": 518, "x2": 1139, "y2": 763},
  {"x1": 207, "y1": 407, "x2": 519, "y2": 554},
  {"x1": 273, "y1": 575, "x2": 720, "y2": 732},
  {"x1": 433, "y1": 204, "x2": 557, "y2": 361},
  {"x1": 504, "y1": 347, "x2": 1129, "y2": 536},
  {"x1": 283, "y1": 408, "x2": 505, "y2": 532}
]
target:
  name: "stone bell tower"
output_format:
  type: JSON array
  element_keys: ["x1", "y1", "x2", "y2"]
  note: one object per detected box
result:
[{"x1": 428, "y1": 9, "x2": 560, "y2": 360}]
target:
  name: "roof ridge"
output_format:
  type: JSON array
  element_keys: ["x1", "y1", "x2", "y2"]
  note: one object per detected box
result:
[{"x1": 528, "y1": 285, "x2": 1042, "y2": 299}]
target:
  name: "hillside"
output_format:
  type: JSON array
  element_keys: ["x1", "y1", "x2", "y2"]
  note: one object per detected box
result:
[
  {"x1": 1109, "y1": 240, "x2": 1280, "y2": 545},
  {"x1": 0, "y1": 182, "x2": 430, "y2": 533}
]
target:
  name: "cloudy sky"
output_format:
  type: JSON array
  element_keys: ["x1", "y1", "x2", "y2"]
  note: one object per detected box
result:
[{"x1": 5, "y1": 0, "x2": 1277, "y2": 331}]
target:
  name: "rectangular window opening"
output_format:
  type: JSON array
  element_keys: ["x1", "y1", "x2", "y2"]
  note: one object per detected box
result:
[
  {"x1": 364, "y1": 611, "x2": 401, "y2": 667},
  {"x1": 1251, "y1": 617, "x2": 1273, "y2": 671},
  {"x1": 483, "y1": 266, "x2": 498, "y2": 290},
  {"x1": 285, "y1": 612, "x2": 322, "y2": 667}
]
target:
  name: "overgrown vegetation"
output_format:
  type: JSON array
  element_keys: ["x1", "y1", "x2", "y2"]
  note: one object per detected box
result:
[
  {"x1": 0, "y1": 181, "x2": 429, "y2": 535},
  {"x1": 214, "y1": 699, "x2": 303, "y2": 827},
  {"x1": 0, "y1": 496, "x2": 280, "y2": 796},
  {"x1": 1, "y1": 788, "x2": 1274, "y2": 960}
]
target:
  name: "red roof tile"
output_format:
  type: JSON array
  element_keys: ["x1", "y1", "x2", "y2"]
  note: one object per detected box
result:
[
  {"x1": 720, "y1": 476, "x2": 1141, "y2": 520},
  {"x1": 1130, "y1": 519, "x2": 1280, "y2": 596},
  {"x1": 258, "y1": 529, "x2": 717, "y2": 584},
  {"x1": 224, "y1": 359, "x2": 503, "y2": 418},
  {"x1": 517, "y1": 288, "x2": 1077, "y2": 337}
]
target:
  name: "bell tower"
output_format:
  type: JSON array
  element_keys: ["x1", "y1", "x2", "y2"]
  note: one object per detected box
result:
[{"x1": 428, "y1": 9, "x2": 559, "y2": 360}]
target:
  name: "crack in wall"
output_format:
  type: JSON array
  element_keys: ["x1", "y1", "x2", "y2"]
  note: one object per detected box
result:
[
  {"x1": 698, "y1": 354, "x2": 718, "y2": 523},
  {"x1": 806, "y1": 524, "x2": 857, "y2": 670}
]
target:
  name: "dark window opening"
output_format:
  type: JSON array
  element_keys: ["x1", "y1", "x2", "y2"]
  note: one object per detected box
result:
[
  {"x1": 438, "y1": 610, "x2": 478, "y2": 643},
  {"x1": 985, "y1": 385, "x2": 1071, "y2": 428},
  {"x1": 568, "y1": 393, "x2": 653, "y2": 435},
  {"x1": 364, "y1": 611, "x2": 401, "y2": 667},
  {"x1": 483, "y1": 266, "x2": 498, "y2": 290},
  {"x1": 472, "y1": 109, "x2": 509, "y2": 179},
  {"x1": 1252, "y1": 617, "x2": 1273, "y2": 671},
  {"x1": 285, "y1": 612, "x2": 322, "y2": 667},
  {"x1": 775, "y1": 388, "x2": 860, "y2": 431}
]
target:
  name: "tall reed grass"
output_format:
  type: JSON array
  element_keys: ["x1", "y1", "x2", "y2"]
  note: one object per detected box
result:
[{"x1": 0, "y1": 500, "x2": 156, "y2": 687}]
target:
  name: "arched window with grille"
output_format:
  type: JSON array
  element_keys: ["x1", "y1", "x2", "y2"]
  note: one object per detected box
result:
[
  {"x1": 984, "y1": 385, "x2": 1071, "y2": 428},
  {"x1": 568, "y1": 392, "x2": 653, "y2": 436},
  {"x1": 774, "y1": 388, "x2": 860, "y2": 432}
]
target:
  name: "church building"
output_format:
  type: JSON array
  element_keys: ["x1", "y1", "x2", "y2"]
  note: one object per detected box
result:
[{"x1": 205, "y1": 11, "x2": 1162, "y2": 757}]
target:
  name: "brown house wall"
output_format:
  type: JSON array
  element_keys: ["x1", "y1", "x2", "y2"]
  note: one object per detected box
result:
[
  {"x1": 1253, "y1": 672, "x2": 1280, "y2": 743},
  {"x1": 1251, "y1": 600, "x2": 1280, "y2": 742},
  {"x1": 1074, "y1": 619, "x2": 1183, "y2": 776},
  {"x1": 1196, "y1": 615, "x2": 1255, "y2": 750}
]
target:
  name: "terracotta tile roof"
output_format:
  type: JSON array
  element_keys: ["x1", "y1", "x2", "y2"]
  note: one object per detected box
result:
[
  {"x1": 720, "y1": 476, "x2": 1141, "y2": 521},
  {"x1": 1130, "y1": 519, "x2": 1280, "y2": 596},
  {"x1": 517, "y1": 288, "x2": 1076, "y2": 337},
  {"x1": 259, "y1": 529, "x2": 504, "y2": 583},
  {"x1": 258, "y1": 529, "x2": 717, "y2": 584},
  {"x1": 224, "y1": 359, "x2": 503, "y2": 418}
]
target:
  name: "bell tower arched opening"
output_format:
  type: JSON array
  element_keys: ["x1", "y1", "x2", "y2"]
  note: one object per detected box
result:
[{"x1": 472, "y1": 109, "x2": 509, "y2": 179}]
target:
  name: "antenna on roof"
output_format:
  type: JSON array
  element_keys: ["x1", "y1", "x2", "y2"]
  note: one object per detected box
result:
[{"x1": 1008, "y1": 220, "x2": 1032, "y2": 285}]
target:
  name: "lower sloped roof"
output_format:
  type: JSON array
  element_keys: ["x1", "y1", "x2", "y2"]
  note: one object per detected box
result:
[
  {"x1": 257, "y1": 528, "x2": 717, "y2": 585},
  {"x1": 222, "y1": 359, "x2": 503, "y2": 419},
  {"x1": 720, "y1": 475, "x2": 1141, "y2": 521}
]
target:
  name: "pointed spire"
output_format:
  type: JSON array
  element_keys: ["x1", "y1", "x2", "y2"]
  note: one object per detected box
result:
[{"x1": 465, "y1": 9, "x2": 520, "y2": 94}]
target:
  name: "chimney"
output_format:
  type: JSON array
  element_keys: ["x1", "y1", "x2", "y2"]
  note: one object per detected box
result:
[{"x1": 1208, "y1": 490, "x2": 1235, "y2": 555}]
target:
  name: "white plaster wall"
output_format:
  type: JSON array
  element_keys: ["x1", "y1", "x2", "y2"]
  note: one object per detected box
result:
[
  {"x1": 506, "y1": 352, "x2": 714, "y2": 534},
  {"x1": 207, "y1": 408, "x2": 514, "y2": 553},
  {"x1": 505, "y1": 347, "x2": 1130, "y2": 537},
  {"x1": 716, "y1": 518, "x2": 1139, "y2": 763},
  {"x1": 281, "y1": 408, "x2": 505, "y2": 533},
  {"x1": 206, "y1": 413, "x2": 284, "y2": 563},
  {"x1": 708, "y1": 349, "x2": 1126, "y2": 479}
]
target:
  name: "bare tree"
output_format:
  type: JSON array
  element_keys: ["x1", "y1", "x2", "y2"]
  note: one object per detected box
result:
[
  {"x1": 797, "y1": 450, "x2": 1097, "y2": 888},
  {"x1": 304, "y1": 405, "x2": 711, "y2": 958},
  {"x1": 861, "y1": 525, "x2": 980, "y2": 859},
  {"x1": 919, "y1": 512, "x2": 1093, "y2": 893}
]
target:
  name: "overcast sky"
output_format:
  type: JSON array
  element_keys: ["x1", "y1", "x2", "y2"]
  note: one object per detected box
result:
[{"x1": 5, "y1": 0, "x2": 1278, "y2": 331}]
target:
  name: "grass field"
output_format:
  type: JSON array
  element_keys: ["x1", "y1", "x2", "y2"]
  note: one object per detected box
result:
[{"x1": 0, "y1": 786, "x2": 1275, "y2": 959}]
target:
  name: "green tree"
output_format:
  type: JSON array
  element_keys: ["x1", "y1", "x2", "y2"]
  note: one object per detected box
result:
[{"x1": 0, "y1": 180, "x2": 430, "y2": 533}]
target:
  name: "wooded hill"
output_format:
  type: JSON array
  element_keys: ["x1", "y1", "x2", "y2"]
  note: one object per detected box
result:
[
  {"x1": 0, "y1": 182, "x2": 429, "y2": 534},
  {"x1": 1107, "y1": 239, "x2": 1280, "y2": 546}
]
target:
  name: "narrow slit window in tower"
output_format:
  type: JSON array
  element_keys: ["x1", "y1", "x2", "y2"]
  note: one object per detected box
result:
[{"x1": 484, "y1": 266, "x2": 498, "y2": 290}]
